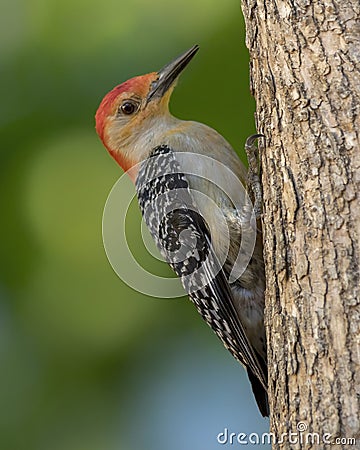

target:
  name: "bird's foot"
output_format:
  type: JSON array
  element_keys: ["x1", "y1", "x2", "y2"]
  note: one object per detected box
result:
[{"x1": 244, "y1": 134, "x2": 265, "y2": 219}]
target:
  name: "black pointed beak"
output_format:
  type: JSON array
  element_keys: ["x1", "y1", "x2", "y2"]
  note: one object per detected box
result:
[{"x1": 146, "y1": 45, "x2": 199, "y2": 103}]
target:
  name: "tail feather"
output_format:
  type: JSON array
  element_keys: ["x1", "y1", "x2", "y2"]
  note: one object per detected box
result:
[{"x1": 247, "y1": 367, "x2": 269, "y2": 417}]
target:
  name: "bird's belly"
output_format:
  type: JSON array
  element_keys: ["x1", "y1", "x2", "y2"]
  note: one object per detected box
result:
[{"x1": 231, "y1": 283, "x2": 266, "y2": 358}]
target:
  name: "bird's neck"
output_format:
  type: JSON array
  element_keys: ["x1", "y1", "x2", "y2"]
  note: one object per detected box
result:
[{"x1": 111, "y1": 114, "x2": 187, "y2": 181}]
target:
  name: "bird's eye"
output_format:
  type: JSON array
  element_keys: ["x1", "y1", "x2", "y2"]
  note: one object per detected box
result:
[{"x1": 120, "y1": 101, "x2": 138, "y2": 115}]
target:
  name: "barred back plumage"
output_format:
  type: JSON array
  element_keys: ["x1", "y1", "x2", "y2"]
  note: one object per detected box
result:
[{"x1": 135, "y1": 145, "x2": 269, "y2": 416}]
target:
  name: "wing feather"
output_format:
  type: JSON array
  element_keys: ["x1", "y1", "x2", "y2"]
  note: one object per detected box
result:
[{"x1": 135, "y1": 145, "x2": 267, "y2": 391}]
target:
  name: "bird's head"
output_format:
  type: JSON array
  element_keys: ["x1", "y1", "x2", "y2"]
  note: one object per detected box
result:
[{"x1": 95, "y1": 45, "x2": 199, "y2": 174}]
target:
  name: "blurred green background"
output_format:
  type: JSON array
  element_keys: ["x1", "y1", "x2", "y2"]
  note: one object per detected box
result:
[{"x1": 0, "y1": 0, "x2": 270, "y2": 448}]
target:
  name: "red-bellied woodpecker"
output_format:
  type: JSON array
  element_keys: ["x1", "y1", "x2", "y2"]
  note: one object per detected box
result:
[{"x1": 95, "y1": 45, "x2": 268, "y2": 416}]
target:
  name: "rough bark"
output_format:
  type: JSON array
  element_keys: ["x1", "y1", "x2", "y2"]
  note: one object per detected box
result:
[{"x1": 240, "y1": 0, "x2": 360, "y2": 447}]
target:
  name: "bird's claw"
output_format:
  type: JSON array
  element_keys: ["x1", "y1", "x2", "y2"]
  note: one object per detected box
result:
[{"x1": 245, "y1": 134, "x2": 265, "y2": 219}]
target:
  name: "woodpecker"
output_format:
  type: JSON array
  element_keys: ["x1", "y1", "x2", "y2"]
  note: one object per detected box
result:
[{"x1": 95, "y1": 45, "x2": 268, "y2": 416}]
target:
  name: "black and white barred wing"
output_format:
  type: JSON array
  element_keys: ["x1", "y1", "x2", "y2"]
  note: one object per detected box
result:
[{"x1": 135, "y1": 145, "x2": 267, "y2": 390}]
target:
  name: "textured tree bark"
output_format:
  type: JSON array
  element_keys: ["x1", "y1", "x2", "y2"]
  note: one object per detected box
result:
[{"x1": 240, "y1": 0, "x2": 359, "y2": 447}]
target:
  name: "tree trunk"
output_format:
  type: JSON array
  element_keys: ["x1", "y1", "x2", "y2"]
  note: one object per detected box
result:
[{"x1": 240, "y1": 0, "x2": 360, "y2": 447}]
